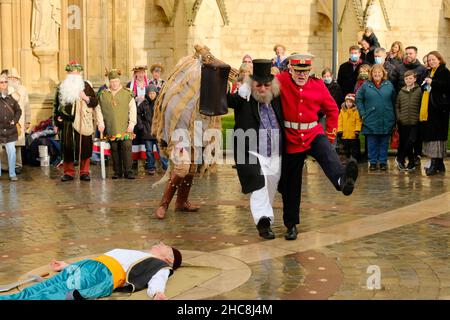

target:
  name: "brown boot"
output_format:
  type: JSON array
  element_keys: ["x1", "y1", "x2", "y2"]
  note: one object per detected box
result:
[
  {"x1": 154, "y1": 174, "x2": 184, "y2": 219},
  {"x1": 175, "y1": 174, "x2": 200, "y2": 212}
]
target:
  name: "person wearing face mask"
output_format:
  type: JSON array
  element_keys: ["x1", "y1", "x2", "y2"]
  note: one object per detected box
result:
[
  {"x1": 353, "y1": 64, "x2": 371, "y2": 93},
  {"x1": 338, "y1": 45, "x2": 363, "y2": 97},
  {"x1": 321, "y1": 68, "x2": 344, "y2": 109},
  {"x1": 374, "y1": 47, "x2": 396, "y2": 84}
]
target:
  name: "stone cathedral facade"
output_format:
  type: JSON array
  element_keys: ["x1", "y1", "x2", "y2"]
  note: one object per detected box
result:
[{"x1": 2, "y1": 0, "x2": 450, "y2": 124}]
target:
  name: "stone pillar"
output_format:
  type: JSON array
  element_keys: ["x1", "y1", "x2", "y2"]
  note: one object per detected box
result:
[{"x1": 0, "y1": 0, "x2": 14, "y2": 69}]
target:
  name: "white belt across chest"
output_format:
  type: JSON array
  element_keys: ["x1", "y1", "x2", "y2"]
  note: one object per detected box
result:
[{"x1": 284, "y1": 121, "x2": 318, "y2": 130}]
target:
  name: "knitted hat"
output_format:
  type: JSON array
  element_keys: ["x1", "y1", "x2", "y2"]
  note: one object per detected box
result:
[
  {"x1": 172, "y1": 247, "x2": 182, "y2": 270},
  {"x1": 147, "y1": 84, "x2": 158, "y2": 93},
  {"x1": 242, "y1": 54, "x2": 253, "y2": 63},
  {"x1": 345, "y1": 93, "x2": 356, "y2": 101},
  {"x1": 65, "y1": 60, "x2": 84, "y2": 72}
]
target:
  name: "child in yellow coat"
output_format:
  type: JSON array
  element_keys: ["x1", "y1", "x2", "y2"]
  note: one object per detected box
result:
[{"x1": 338, "y1": 94, "x2": 362, "y2": 161}]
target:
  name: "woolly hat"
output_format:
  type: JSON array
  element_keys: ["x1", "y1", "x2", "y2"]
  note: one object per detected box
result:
[
  {"x1": 172, "y1": 247, "x2": 182, "y2": 270},
  {"x1": 345, "y1": 93, "x2": 356, "y2": 101},
  {"x1": 147, "y1": 84, "x2": 158, "y2": 93}
]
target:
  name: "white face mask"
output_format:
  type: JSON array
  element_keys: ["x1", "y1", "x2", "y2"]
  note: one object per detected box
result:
[{"x1": 323, "y1": 77, "x2": 333, "y2": 84}]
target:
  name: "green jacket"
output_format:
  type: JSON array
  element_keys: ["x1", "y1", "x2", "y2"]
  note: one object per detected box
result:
[{"x1": 395, "y1": 84, "x2": 422, "y2": 126}]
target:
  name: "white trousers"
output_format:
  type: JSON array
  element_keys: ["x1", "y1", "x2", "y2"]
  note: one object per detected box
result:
[{"x1": 249, "y1": 152, "x2": 282, "y2": 225}]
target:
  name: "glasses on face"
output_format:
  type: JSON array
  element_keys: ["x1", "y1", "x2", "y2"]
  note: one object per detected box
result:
[
  {"x1": 0, "y1": 81, "x2": 7, "y2": 84},
  {"x1": 293, "y1": 70, "x2": 310, "y2": 76},
  {"x1": 256, "y1": 83, "x2": 271, "y2": 88}
]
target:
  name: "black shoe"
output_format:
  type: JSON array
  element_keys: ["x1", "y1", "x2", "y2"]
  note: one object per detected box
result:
[
  {"x1": 340, "y1": 159, "x2": 358, "y2": 196},
  {"x1": 125, "y1": 173, "x2": 136, "y2": 180},
  {"x1": 112, "y1": 173, "x2": 122, "y2": 179},
  {"x1": 284, "y1": 225, "x2": 298, "y2": 240},
  {"x1": 80, "y1": 175, "x2": 91, "y2": 181},
  {"x1": 369, "y1": 163, "x2": 378, "y2": 171},
  {"x1": 15, "y1": 167, "x2": 22, "y2": 175},
  {"x1": 426, "y1": 158, "x2": 442, "y2": 176},
  {"x1": 436, "y1": 158, "x2": 446, "y2": 172},
  {"x1": 379, "y1": 163, "x2": 387, "y2": 171},
  {"x1": 256, "y1": 217, "x2": 275, "y2": 240},
  {"x1": 61, "y1": 174, "x2": 74, "y2": 182}
]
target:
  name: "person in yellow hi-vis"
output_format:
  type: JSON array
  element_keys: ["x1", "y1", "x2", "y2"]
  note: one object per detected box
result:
[{"x1": 338, "y1": 94, "x2": 362, "y2": 161}]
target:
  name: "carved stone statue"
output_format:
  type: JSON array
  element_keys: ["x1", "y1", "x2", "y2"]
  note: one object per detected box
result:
[{"x1": 31, "y1": 0, "x2": 62, "y2": 51}]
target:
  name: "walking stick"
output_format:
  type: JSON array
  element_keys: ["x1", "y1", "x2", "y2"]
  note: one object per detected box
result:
[
  {"x1": 0, "y1": 272, "x2": 49, "y2": 293},
  {"x1": 100, "y1": 132, "x2": 106, "y2": 180},
  {"x1": 78, "y1": 99, "x2": 83, "y2": 176}
]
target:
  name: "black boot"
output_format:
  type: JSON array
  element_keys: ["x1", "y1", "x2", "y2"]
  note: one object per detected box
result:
[
  {"x1": 284, "y1": 225, "x2": 298, "y2": 241},
  {"x1": 436, "y1": 158, "x2": 446, "y2": 172},
  {"x1": 426, "y1": 158, "x2": 438, "y2": 176},
  {"x1": 340, "y1": 159, "x2": 358, "y2": 196}
]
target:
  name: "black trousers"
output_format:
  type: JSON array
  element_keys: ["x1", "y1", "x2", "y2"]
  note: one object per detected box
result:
[
  {"x1": 280, "y1": 135, "x2": 345, "y2": 228},
  {"x1": 110, "y1": 140, "x2": 132, "y2": 176},
  {"x1": 413, "y1": 125, "x2": 422, "y2": 158},
  {"x1": 397, "y1": 124, "x2": 418, "y2": 164},
  {"x1": 343, "y1": 138, "x2": 361, "y2": 160}
]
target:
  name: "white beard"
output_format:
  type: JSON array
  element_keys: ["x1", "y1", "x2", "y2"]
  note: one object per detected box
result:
[{"x1": 59, "y1": 74, "x2": 85, "y2": 105}]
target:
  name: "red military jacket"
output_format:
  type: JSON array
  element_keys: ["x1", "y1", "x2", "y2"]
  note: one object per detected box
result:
[{"x1": 276, "y1": 71, "x2": 339, "y2": 154}]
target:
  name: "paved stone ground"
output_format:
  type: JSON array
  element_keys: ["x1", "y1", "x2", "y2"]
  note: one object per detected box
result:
[{"x1": 0, "y1": 157, "x2": 449, "y2": 299}]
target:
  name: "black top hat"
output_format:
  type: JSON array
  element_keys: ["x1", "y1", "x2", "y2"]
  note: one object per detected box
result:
[{"x1": 251, "y1": 59, "x2": 274, "y2": 83}]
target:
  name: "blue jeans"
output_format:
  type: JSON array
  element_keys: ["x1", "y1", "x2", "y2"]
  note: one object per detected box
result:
[
  {"x1": 144, "y1": 140, "x2": 168, "y2": 170},
  {"x1": 366, "y1": 134, "x2": 390, "y2": 165},
  {"x1": 0, "y1": 142, "x2": 17, "y2": 178}
]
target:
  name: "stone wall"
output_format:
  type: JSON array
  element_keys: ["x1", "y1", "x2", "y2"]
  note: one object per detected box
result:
[{"x1": 3, "y1": 0, "x2": 450, "y2": 125}]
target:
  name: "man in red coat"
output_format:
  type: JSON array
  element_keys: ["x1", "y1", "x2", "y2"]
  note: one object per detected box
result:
[{"x1": 276, "y1": 54, "x2": 359, "y2": 240}]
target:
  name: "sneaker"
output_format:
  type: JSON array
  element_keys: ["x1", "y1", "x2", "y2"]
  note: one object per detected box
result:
[
  {"x1": 369, "y1": 163, "x2": 378, "y2": 171},
  {"x1": 379, "y1": 163, "x2": 388, "y2": 171},
  {"x1": 406, "y1": 162, "x2": 416, "y2": 171},
  {"x1": 9, "y1": 176, "x2": 18, "y2": 181},
  {"x1": 395, "y1": 158, "x2": 406, "y2": 171}
]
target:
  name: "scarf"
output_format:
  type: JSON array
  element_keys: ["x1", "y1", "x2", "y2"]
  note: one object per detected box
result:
[
  {"x1": 419, "y1": 68, "x2": 437, "y2": 121},
  {"x1": 131, "y1": 76, "x2": 148, "y2": 97}
]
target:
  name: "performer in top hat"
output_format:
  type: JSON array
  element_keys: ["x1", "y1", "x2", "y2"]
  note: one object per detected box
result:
[{"x1": 228, "y1": 59, "x2": 284, "y2": 240}]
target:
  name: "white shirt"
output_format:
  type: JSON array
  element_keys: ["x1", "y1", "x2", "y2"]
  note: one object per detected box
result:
[{"x1": 104, "y1": 249, "x2": 170, "y2": 299}]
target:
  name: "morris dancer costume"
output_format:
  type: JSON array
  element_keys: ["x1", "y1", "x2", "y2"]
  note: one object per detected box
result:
[
  {"x1": 99, "y1": 69, "x2": 137, "y2": 179},
  {"x1": 0, "y1": 245, "x2": 182, "y2": 300},
  {"x1": 152, "y1": 45, "x2": 237, "y2": 219},
  {"x1": 53, "y1": 61, "x2": 104, "y2": 182}
]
